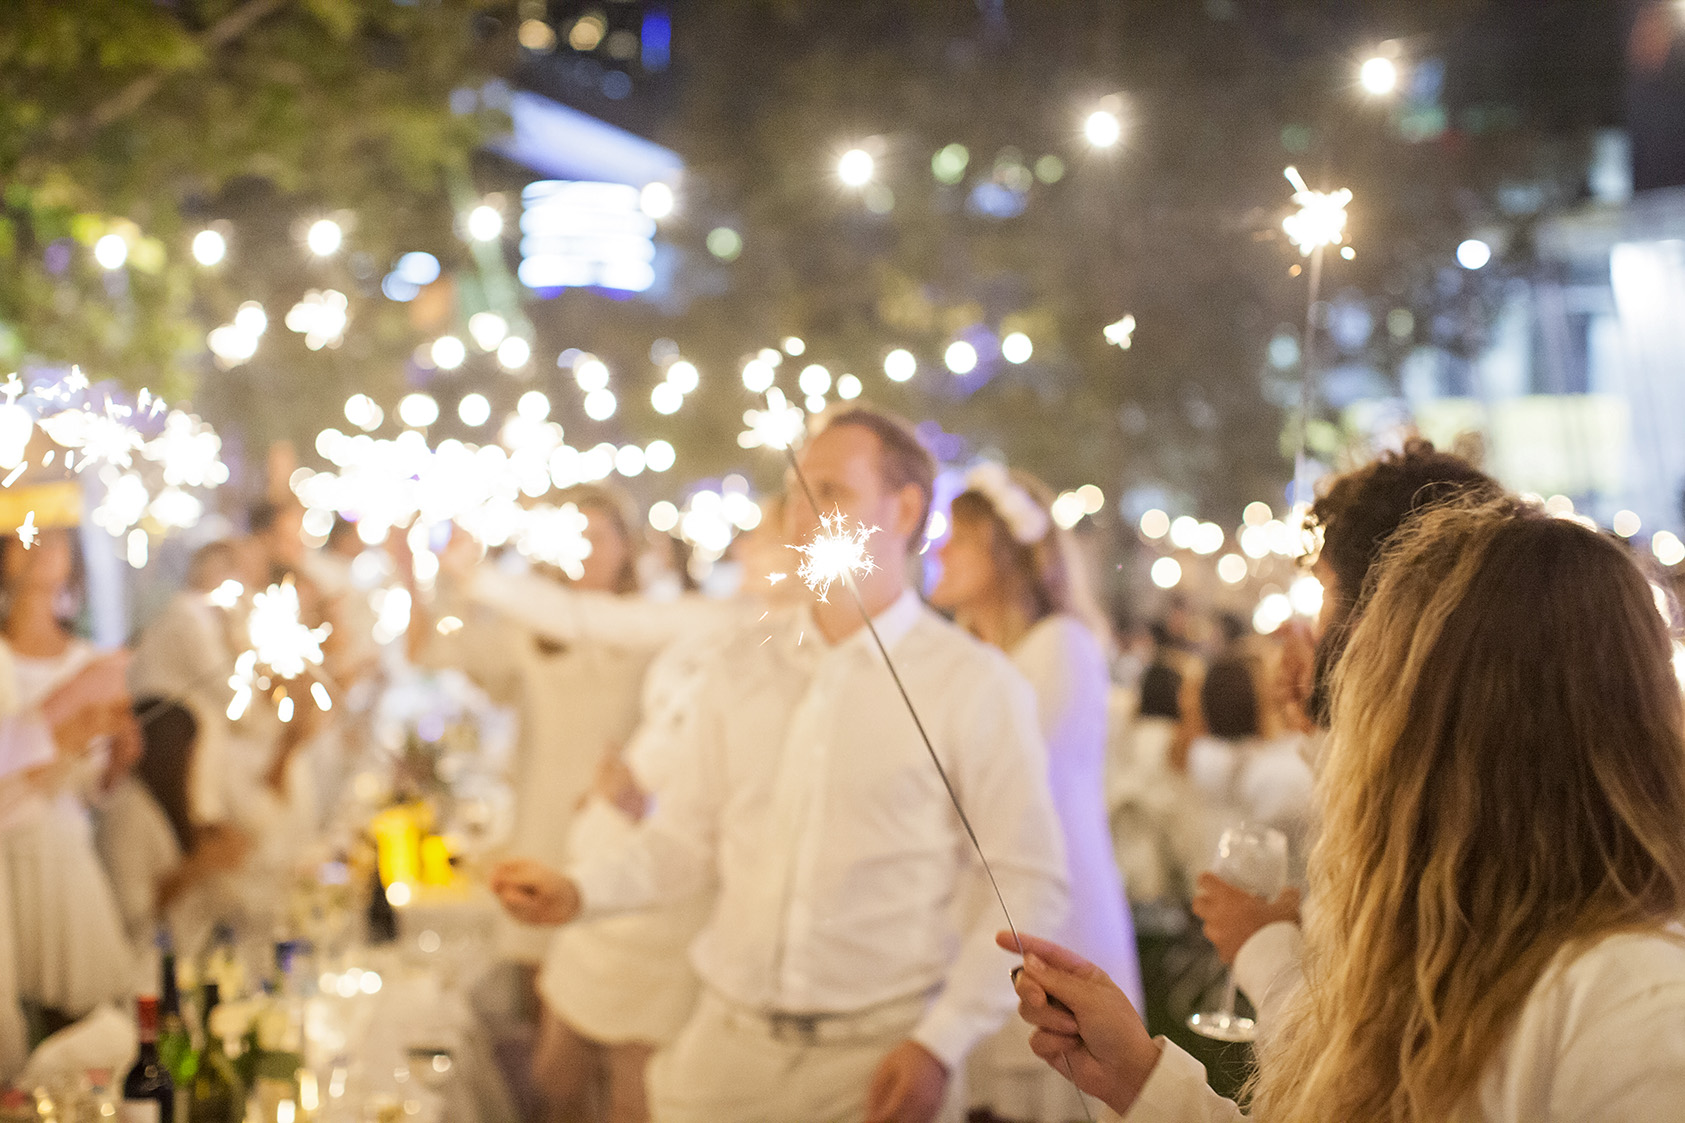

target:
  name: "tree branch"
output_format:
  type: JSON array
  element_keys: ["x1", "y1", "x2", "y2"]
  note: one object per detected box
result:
[{"x1": 84, "y1": 0, "x2": 293, "y2": 131}]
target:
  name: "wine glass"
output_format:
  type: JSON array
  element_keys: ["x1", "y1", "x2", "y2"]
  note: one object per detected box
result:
[{"x1": 1187, "y1": 822, "x2": 1289, "y2": 1043}]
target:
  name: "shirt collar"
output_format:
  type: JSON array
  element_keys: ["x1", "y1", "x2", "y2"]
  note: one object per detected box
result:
[{"x1": 796, "y1": 587, "x2": 925, "y2": 660}]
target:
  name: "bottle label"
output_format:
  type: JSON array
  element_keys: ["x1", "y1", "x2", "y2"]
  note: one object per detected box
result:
[{"x1": 118, "y1": 1104, "x2": 161, "y2": 1123}]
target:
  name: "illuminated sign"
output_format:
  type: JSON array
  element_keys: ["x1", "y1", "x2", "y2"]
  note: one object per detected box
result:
[{"x1": 518, "y1": 180, "x2": 657, "y2": 294}]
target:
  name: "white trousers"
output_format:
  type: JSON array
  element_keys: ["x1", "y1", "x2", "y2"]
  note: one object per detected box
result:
[{"x1": 648, "y1": 990, "x2": 966, "y2": 1123}]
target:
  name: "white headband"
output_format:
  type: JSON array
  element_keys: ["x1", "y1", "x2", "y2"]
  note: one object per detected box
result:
[{"x1": 963, "y1": 462, "x2": 1052, "y2": 546}]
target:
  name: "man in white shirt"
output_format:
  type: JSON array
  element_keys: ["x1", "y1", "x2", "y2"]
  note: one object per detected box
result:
[{"x1": 492, "y1": 405, "x2": 1069, "y2": 1123}]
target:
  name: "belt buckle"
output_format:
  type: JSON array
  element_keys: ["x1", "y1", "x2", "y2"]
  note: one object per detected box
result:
[{"x1": 767, "y1": 1011, "x2": 822, "y2": 1045}]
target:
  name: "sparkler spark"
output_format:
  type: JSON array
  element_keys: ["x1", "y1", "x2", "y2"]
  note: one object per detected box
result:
[
  {"x1": 16, "y1": 512, "x2": 37, "y2": 549},
  {"x1": 37, "y1": 398, "x2": 145, "y2": 474},
  {"x1": 792, "y1": 512, "x2": 877, "y2": 602},
  {"x1": 228, "y1": 579, "x2": 332, "y2": 721},
  {"x1": 738, "y1": 387, "x2": 806, "y2": 451},
  {"x1": 1282, "y1": 166, "x2": 1353, "y2": 255}
]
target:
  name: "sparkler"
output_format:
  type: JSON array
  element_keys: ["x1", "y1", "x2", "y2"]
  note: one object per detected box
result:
[
  {"x1": 1282, "y1": 166, "x2": 1354, "y2": 512},
  {"x1": 791, "y1": 512, "x2": 876, "y2": 603},
  {"x1": 227, "y1": 579, "x2": 334, "y2": 722},
  {"x1": 1103, "y1": 314, "x2": 1137, "y2": 350},
  {"x1": 16, "y1": 512, "x2": 37, "y2": 549},
  {"x1": 738, "y1": 387, "x2": 806, "y2": 451}
]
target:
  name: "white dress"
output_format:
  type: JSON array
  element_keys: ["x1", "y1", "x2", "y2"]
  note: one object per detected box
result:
[
  {"x1": 92, "y1": 775, "x2": 230, "y2": 959},
  {"x1": 0, "y1": 640, "x2": 47, "y2": 1078},
  {"x1": 537, "y1": 630, "x2": 720, "y2": 1045},
  {"x1": 970, "y1": 615, "x2": 1145, "y2": 1123},
  {"x1": 1, "y1": 640, "x2": 136, "y2": 1015}
]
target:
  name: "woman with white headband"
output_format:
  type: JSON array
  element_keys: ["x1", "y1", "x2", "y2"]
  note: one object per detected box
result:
[{"x1": 930, "y1": 462, "x2": 1143, "y2": 1123}]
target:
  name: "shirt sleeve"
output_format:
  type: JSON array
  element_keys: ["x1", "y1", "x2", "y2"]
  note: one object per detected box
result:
[
  {"x1": 470, "y1": 568, "x2": 738, "y2": 653},
  {"x1": 912, "y1": 661, "x2": 1071, "y2": 1069},
  {"x1": 1107, "y1": 1040, "x2": 1248, "y2": 1123},
  {"x1": 567, "y1": 670, "x2": 726, "y2": 917},
  {"x1": 1233, "y1": 920, "x2": 1304, "y2": 1029}
]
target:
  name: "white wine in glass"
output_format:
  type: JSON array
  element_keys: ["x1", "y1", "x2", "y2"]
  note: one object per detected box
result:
[{"x1": 1187, "y1": 822, "x2": 1290, "y2": 1043}]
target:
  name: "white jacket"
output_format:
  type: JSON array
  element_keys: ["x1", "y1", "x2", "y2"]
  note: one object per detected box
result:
[{"x1": 1107, "y1": 927, "x2": 1685, "y2": 1122}]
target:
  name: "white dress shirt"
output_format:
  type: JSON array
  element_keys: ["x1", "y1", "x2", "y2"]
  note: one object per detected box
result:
[
  {"x1": 1108, "y1": 927, "x2": 1685, "y2": 1123},
  {"x1": 569, "y1": 588, "x2": 1070, "y2": 1068}
]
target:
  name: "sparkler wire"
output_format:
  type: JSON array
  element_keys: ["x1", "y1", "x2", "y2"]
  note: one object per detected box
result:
[{"x1": 780, "y1": 445, "x2": 1095, "y2": 1122}]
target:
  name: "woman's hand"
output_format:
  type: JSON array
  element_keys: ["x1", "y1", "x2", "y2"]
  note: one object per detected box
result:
[
  {"x1": 1192, "y1": 873, "x2": 1301, "y2": 964},
  {"x1": 999, "y1": 931, "x2": 1163, "y2": 1117},
  {"x1": 489, "y1": 858, "x2": 581, "y2": 926},
  {"x1": 590, "y1": 748, "x2": 648, "y2": 820}
]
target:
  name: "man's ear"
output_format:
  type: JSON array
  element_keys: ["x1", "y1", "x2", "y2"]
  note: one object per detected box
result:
[{"x1": 893, "y1": 483, "x2": 928, "y2": 545}]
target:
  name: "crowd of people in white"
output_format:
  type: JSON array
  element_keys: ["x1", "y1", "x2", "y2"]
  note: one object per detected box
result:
[{"x1": 0, "y1": 400, "x2": 1676, "y2": 1123}]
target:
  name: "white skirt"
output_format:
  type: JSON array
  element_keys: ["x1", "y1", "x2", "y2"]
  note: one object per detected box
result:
[
  {"x1": 3, "y1": 795, "x2": 135, "y2": 1016},
  {"x1": 537, "y1": 894, "x2": 711, "y2": 1047}
]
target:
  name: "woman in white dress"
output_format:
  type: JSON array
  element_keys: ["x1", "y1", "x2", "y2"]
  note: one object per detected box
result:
[
  {"x1": 95, "y1": 700, "x2": 250, "y2": 958},
  {"x1": 1009, "y1": 501, "x2": 1685, "y2": 1122},
  {"x1": 928, "y1": 463, "x2": 1142, "y2": 1123},
  {"x1": 0, "y1": 529, "x2": 136, "y2": 1030}
]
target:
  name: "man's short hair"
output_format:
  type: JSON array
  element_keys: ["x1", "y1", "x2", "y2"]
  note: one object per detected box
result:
[{"x1": 815, "y1": 404, "x2": 936, "y2": 541}]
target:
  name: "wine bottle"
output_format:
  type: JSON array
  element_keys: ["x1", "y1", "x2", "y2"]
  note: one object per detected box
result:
[
  {"x1": 190, "y1": 983, "x2": 245, "y2": 1123},
  {"x1": 157, "y1": 948, "x2": 198, "y2": 1107},
  {"x1": 121, "y1": 995, "x2": 174, "y2": 1123}
]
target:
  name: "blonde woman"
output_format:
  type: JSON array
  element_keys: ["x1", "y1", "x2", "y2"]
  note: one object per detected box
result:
[
  {"x1": 1007, "y1": 499, "x2": 1685, "y2": 1121},
  {"x1": 929, "y1": 463, "x2": 1142, "y2": 1123}
]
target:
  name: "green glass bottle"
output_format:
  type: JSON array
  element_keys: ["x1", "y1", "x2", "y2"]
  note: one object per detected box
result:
[
  {"x1": 157, "y1": 948, "x2": 198, "y2": 1118},
  {"x1": 190, "y1": 983, "x2": 246, "y2": 1123}
]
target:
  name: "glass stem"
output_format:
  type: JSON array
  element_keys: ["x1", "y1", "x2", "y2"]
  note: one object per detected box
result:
[{"x1": 1220, "y1": 970, "x2": 1239, "y2": 1019}]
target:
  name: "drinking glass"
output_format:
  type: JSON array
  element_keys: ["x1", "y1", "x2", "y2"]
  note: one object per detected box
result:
[{"x1": 1187, "y1": 823, "x2": 1289, "y2": 1043}]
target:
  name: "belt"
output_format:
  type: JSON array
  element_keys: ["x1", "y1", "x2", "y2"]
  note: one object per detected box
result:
[{"x1": 710, "y1": 988, "x2": 935, "y2": 1047}]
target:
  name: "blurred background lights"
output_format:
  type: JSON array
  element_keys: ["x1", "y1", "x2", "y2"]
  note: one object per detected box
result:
[
  {"x1": 496, "y1": 336, "x2": 531, "y2": 370},
  {"x1": 1360, "y1": 55, "x2": 1399, "y2": 96},
  {"x1": 644, "y1": 439, "x2": 676, "y2": 472},
  {"x1": 1076, "y1": 484, "x2": 1105, "y2": 515},
  {"x1": 1168, "y1": 515, "x2": 1200, "y2": 549},
  {"x1": 457, "y1": 393, "x2": 491, "y2": 427},
  {"x1": 1613, "y1": 509, "x2": 1642, "y2": 537},
  {"x1": 648, "y1": 500, "x2": 678, "y2": 532},
  {"x1": 742, "y1": 359, "x2": 776, "y2": 393},
  {"x1": 932, "y1": 143, "x2": 969, "y2": 184},
  {"x1": 666, "y1": 360, "x2": 700, "y2": 393},
  {"x1": 398, "y1": 393, "x2": 439, "y2": 428},
  {"x1": 639, "y1": 181, "x2": 676, "y2": 219},
  {"x1": 192, "y1": 229, "x2": 226, "y2": 266},
  {"x1": 836, "y1": 373, "x2": 862, "y2": 399},
  {"x1": 782, "y1": 336, "x2": 806, "y2": 356},
  {"x1": 884, "y1": 348, "x2": 917, "y2": 382},
  {"x1": 94, "y1": 234, "x2": 128, "y2": 270},
  {"x1": 306, "y1": 218, "x2": 343, "y2": 256},
  {"x1": 343, "y1": 394, "x2": 382, "y2": 432},
  {"x1": 234, "y1": 301, "x2": 267, "y2": 336},
  {"x1": 651, "y1": 382, "x2": 683, "y2": 415},
  {"x1": 395, "y1": 252, "x2": 441, "y2": 285},
  {"x1": 1051, "y1": 491, "x2": 1087, "y2": 530},
  {"x1": 837, "y1": 148, "x2": 875, "y2": 187},
  {"x1": 944, "y1": 341, "x2": 978, "y2": 375},
  {"x1": 1290, "y1": 573, "x2": 1325, "y2": 616},
  {"x1": 517, "y1": 390, "x2": 550, "y2": 421},
  {"x1": 467, "y1": 205, "x2": 503, "y2": 242},
  {"x1": 615, "y1": 445, "x2": 646, "y2": 477},
  {"x1": 1001, "y1": 332, "x2": 1033, "y2": 364},
  {"x1": 583, "y1": 388, "x2": 617, "y2": 421},
  {"x1": 573, "y1": 357, "x2": 611, "y2": 392},
  {"x1": 1192, "y1": 521, "x2": 1225, "y2": 555},
  {"x1": 468, "y1": 312, "x2": 507, "y2": 351},
  {"x1": 1240, "y1": 524, "x2": 1272, "y2": 559},
  {"x1": 1139, "y1": 509, "x2": 1170, "y2": 539},
  {"x1": 1457, "y1": 238, "x2": 1493, "y2": 270},
  {"x1": 430, "y1": 335, "x2": 466, "y2": 370},
  {"x1": 1654, "y1": 531, "x2": 1685, "y2": 567},
  {"x1": 1084, "y1": 108, "x2": 1122, "y2": 148},
  {"x1": 706, "y1": 227, "x2": 742, "y2": 261},
  {"x1": 1254, "y1": 592, "x2": 1293, "y2": 634},
  {"x1": 1150, "y1": 556, "x2": 1182, "y2": 589},
  {"x1": 798, "y1": 364, "x2": 831, "y2": 396},
  {"x1": 1217, "y1": 554, "x2": 1248, "y2": 584},
  {"x1": 1243, "y1": 500, "x2": 1273, "y2": 526},
  {"x1": 518, "y1": 18, "x2": 557, "y2": 50}
]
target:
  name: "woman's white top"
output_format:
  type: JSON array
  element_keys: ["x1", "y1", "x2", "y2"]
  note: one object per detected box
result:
[
  {"x1": 2, "y1": 640, "x2": 135, "y2": 1015},
  {"x1": 970, "y1": 616, "x2": 1144, "y2": 1122},
  {"x1": 93, "y1": 775, "x2": 227, "y2": 957},
  {"x1": 1108, "y1": 927, "x2": 1685, "y2": 1122}
]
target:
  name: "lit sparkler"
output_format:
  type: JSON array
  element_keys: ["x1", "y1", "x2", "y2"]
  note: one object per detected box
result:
[
  {"x1": 1282, "y1": 166, "x2": 1352, "y2": 255},
  {"x1": 738, "y1": 387, "x2": 806, "y2": 451},
  {"x1": 1103, "y1": 314, "x2": 1137, "y2": 350},
  {"x1": 791, "y1": 513, "x2": 878, "y2": 603},
  {"x1": 227, "y1": 579, "x2": 333, "y2": 722},
  {"x1": 16, "y1": 512, "x2": 37, "y2": 549}
]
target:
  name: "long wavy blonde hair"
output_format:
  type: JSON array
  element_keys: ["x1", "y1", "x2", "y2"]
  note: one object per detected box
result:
[{"x1": 1251, "y1": 500, "x2": 1685, "y2": 1121}]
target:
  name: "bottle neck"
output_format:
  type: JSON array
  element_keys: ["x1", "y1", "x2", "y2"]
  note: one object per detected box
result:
[{"x1": 135, "y1": 997, "x2": 160, "y2": 1045}]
